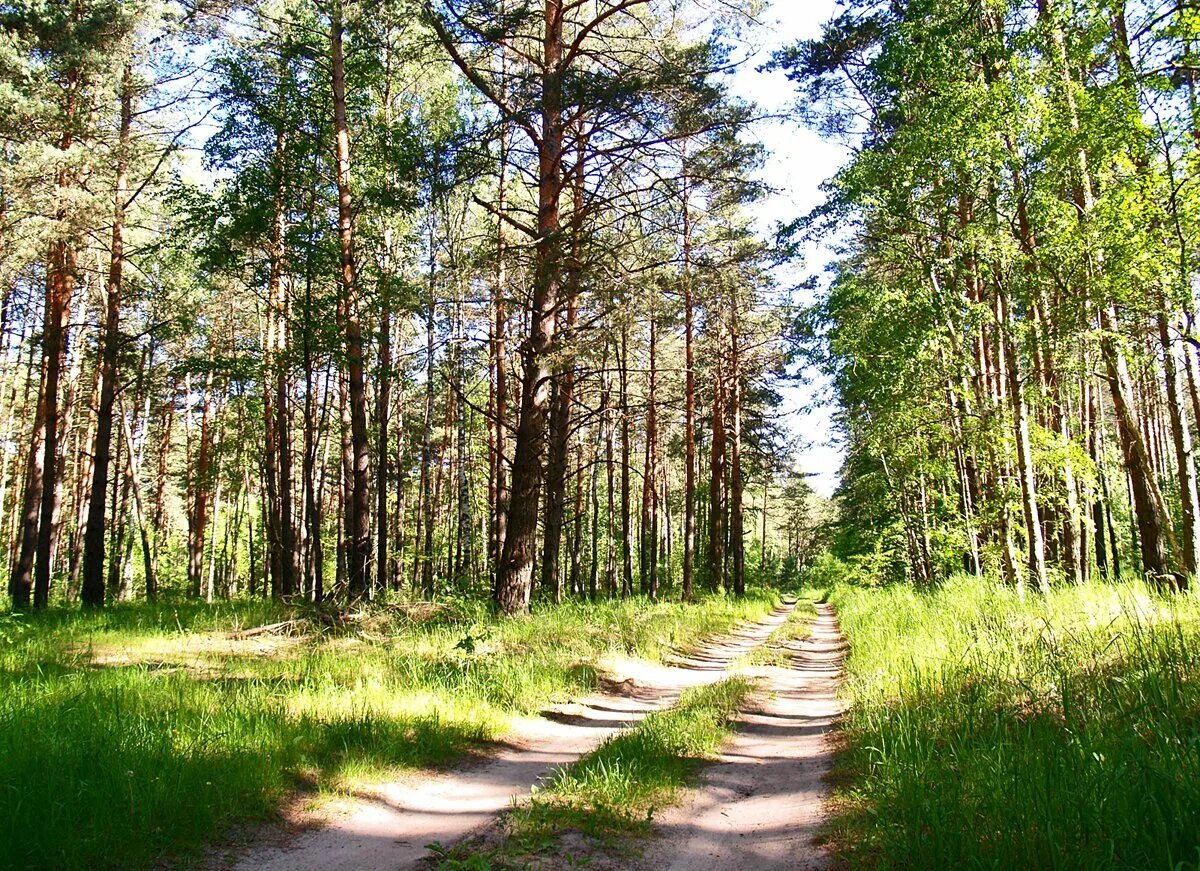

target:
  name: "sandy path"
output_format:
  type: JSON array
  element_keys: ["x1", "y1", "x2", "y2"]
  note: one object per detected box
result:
[
  {"x1": 220, "y1": 601, "x2": 797, "y2": 871},
  {"x1": 635, "y1": 602, "x2": 846, "y2": 871}
]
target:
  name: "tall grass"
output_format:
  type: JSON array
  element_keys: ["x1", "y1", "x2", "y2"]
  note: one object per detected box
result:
[
  {"x1": 828, "y1": 574, "x2": 1200, "y2": 870},
  {"x1": 0, "y1": 590, "x2": 776, "y2": 871}
]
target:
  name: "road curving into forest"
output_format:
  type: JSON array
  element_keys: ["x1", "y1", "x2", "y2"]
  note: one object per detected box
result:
[{"x1": 220, "y1": 600, "x2": 799, "y2": 871}]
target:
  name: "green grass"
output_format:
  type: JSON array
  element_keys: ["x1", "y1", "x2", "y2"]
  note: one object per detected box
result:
[
  {"x1": 735, "y1": 597, "x2": 816, "y2": 668},
  {"x1": 824, "y1": 572, "x2": 1200, "y2": 870},
  {"x1": 0, "y1": 590, "x2": 777, "y2": 871},
  {"x1": 435, "y1": 678, "x2": 752, "y2": 868}
]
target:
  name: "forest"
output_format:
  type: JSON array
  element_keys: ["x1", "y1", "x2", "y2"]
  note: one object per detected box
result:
[
  {"x1": 1, "y1": 0, "x2": 1198, "y2": 869},
  {"x1": 0, "y1": 0, "x2": 807, "y2": 613}
]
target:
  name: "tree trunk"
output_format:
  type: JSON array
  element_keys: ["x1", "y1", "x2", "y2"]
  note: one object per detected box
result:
[
  {"x1": 118, "y1": 396, "x2": 156, "y2": 599},
  {"x1": 729, "y1": 319, "x2": 745, "y2": 597},
  {"x1": 330, "y1": 3, "x2": 370, "y2": 599},
  {"x1": 641, "y1": 316, "x2": 659, "y2": 598},
  {"x1": 490, "y1": 124, "x2": 510, "y2": 589},
  {"x1": 1158, "y1": 308, "x2": 1200, "y2": 575},
  {"x1": 681, "y1": 172, "x2": 696, "y2": 601},
  {"x1": 619, "y1": 322, "x2": 633, "y2": 597},
  {"x1": 708, "y1": 339, "x2": 726, "y2": 592},
  {"x1": 999, "y1": 285, "x2": 1048, "y2": 593},
  {"x1": 31, "y1": 77, "x2": 81, "y2": 608},
  {"x1": 419, "y1": 242, "x2": 436, "y2": 597},
  {"x1": 604, "y1": 350, "x2": 617, "y2": 597},
  {"x1": 376, "y1": 237, "x2": 392, "y2": 596},
  {"x1": 494, "y1": 0, "x2": 565, "y2": 614},
  {"x1": 187, "y1": 371, "x2": 215, "y2": 597},
  {"x1": 80, "y1": 66, "x2": 133, "y2": 606},
  {"x1": 541, "y1": 293, "x2": 577, "y2": 602}
]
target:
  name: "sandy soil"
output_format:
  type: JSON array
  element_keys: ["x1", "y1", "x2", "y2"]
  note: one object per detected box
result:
[
  {"x1": 216, "y1": 601, "x2": 798, "y2": 871},
  {"x1": 633, "y1": 602, "x2": 846, "y2": 871}
]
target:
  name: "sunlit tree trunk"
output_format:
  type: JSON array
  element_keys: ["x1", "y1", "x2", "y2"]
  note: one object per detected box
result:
[
  {"x1": 330, "y1": 1, "x2": 370, "y2": 598},
  {"x1": 619, "y1": 321, "x2": 633, "y2": 597},
  {"x1": 681, "y1": 170, "x2": 697, "y2": 601},
  {"x1": 187, "y1": 371, "x2": 215, "y2": 597},
  {"x1": 641, "y1": 316, "x2": 659, "y2": 598},
  {"x1": 494, "y1": 0, "x2": 565, "y2": 614},
  {"x1": 81, "y1": 66, "x2": 133, "y2": 606},
  {"x1": 31, "y1": 73, "x2": 81, "y2": 609},
  {"x1": 708, "y1": 333, "x2": 726, "y2": 592},
  {"x1": 729, "y1": 316, "x2": 745, "y2": 597},
  {"x1": 1158, "y1": 308, "x2": 1200, "y2": 576}
]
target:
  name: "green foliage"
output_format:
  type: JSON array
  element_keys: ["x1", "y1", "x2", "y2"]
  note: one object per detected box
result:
[{"x1": 777, "y1": 0, "x2": 1200, "y2": 587}]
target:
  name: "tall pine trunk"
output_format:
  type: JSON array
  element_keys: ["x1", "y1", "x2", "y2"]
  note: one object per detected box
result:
[
  {"x1": 708, "y1": 338, "x2": 726, "y2": 592},
  {"x1": 1158, "y1": 308, "x2": 1200, "y2": 575},
  {"x1": 330, "y1": 3, "x2": 370, "y2": 598},
  {"x1": 494, "y1": 0, "x2": 565, "y2": 614},
  {"x1": 729, "y1": 320, "x2": 744, "y2": 597},
  {"x1": 31, "y1": 75, "x2": 80, "y2": 609},
  {"x1": 81, "y1": 65, "x2": 133, "y2": 606},
  {"x1": 640, "y1": 316, "x2": 659, "y2": 598},
  {"x1": 681, "y1": 170, "x2": 696, "y2": 601}
]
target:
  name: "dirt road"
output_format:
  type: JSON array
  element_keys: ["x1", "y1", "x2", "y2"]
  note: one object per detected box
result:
[
  {"x1": 635, "y1": 602, "x2": 846, "y2": 870},
  {"x1": 221, "y1": 602, "x2": 798, "y2": 871}
]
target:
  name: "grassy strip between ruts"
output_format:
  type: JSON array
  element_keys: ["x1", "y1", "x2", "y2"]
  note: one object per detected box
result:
[
  {"x1": 433, "y1": 677, "x2": 753, "y2": 869},
  {"x1": 733, "y1": 596, "x2": 816, "y2": 668},
  {"x1": 823, "y1": 571, "x2": 1200, "y2": 870},
  {"x1": 0, "y1": 590, "x2": 778, "y2": 871}
]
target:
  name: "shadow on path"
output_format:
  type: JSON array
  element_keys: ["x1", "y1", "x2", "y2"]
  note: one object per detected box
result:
[
  {"x1": 217, "y1": 601, "x2": 799, "y2": 871},
  {"x1": 631, "y1": 603, "x2": 847, "y2": 871}
]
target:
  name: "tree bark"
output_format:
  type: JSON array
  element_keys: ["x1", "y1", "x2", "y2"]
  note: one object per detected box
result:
[
  {"x1": 619, "y1": 322, "x2": 633, "y2": 597},
  {"x1": 681, "y1": 169, "x2": 696, "y2": 602},
  {"x1": 708, "y1": 336, "x2": 727, "y2": 592},
  {"x1": 31, "y1": 74, "x2": 80, "y2": 608},
  {"x1": 999, "y1": 284, "x2": 1048, "y2": 593},
  {"x1": 80, "y1": 66, "x2": 133, "y2": 606},
  {"x1": 541, "y1": 294, "x2": 577, "y2": 602},
  {"x1": 330, "y1": 2, "x2": 370, "y2": 599},
  {"x1": 187, "y1": 371, "x2": 215, "y2": 597},
  {"x1": 419, "y1": 236, "x2": 436, "y2": 598},
  {"x1": 640, "y1": 316, "x2": 659, "y2": 598},
  {"x1": 494, "y1": 0, "x2": 565, "y2": 614},
  {"x1": 729, "y1": 316, "x2": 745, "y2": 597},
  {"x1": 376, "y1": 239, "x2": 393, "y2": 596},
  {"x1": 1158, "y1": 308, "x2": 1200, "y2": 575}
]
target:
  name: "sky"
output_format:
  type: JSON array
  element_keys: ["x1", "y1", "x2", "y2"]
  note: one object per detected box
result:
[{"x1": 726, "y1": 1, "x2": 847, "y2": 497}]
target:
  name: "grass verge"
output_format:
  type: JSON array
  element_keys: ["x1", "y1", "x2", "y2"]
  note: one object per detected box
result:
[
  {"x1": 825, "y1": 573, "x2": 1200, "y2": 870},
  {"x1": 0, "y1": 590, "x2": 776, "y2": 871},
  {"x1": 434, "y1": 677, "x2": 752, "y2": 869}
]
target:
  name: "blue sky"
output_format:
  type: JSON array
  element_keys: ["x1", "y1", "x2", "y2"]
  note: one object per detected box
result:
[{"x1": 728, "y1": 1, "x2": 846, "y2": 496}]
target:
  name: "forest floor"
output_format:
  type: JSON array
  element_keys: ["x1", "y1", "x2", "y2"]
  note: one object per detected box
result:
[
  {"x1": 630, "y1": 603, "x2": 844, "y2": 871},
  {"x1": 215, "y1": 598, "x2": 845, "y2": 870},
  {"x1": 426, "y1": 599, "x2": 845, "y2": 871},
  {"x1": 0, "y1": 593, "x2": 792, "y2": 871}
]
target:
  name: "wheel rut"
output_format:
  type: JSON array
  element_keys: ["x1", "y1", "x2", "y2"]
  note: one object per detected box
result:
[{"x1": 633, "y1": 602, "x2": 847, "y2": 871}]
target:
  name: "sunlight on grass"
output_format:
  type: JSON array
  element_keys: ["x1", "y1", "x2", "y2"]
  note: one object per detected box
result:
[
  {"x1": 0, "y1": 590, "x2": 777, "y2": 871},
  {"x1": 826, "y1": 574, "x2": 1200, "y2": 870}
]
